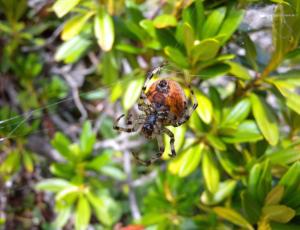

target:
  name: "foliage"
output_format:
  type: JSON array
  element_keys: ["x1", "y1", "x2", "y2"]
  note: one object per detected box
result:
[{"x1": 0, "y1": 0, "x2": 300, "y2": 229}]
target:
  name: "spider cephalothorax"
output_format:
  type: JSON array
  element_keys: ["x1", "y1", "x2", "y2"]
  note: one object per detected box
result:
[{"x1": 113, "y1": 63, "x2": 198, "y2": 165}]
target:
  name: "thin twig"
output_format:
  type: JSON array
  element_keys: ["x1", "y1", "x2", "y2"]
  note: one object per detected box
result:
[
  {"x1": 94, "y1": 132, "x2": 145, "y2": 152},
  {"x1": 52, "y1": 66, "x2": 88, "y2": 122},
  {"x1": 123, "y1": 150, "x2": 141, "y2": 220},
  {"x1": 63, "y1": 73, "x2": 88, "y2": 122},
  {"x1": 131, "y1": 170, "x2": 157, "y2": 187},
  {"x1": 22, "y1": 24, "x2": 64, "y2": 52}
]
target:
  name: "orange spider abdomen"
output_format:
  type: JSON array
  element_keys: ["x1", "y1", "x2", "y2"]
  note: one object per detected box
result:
[{"x1": 146, "y1": 79, "x2": 187, "y2": 119}]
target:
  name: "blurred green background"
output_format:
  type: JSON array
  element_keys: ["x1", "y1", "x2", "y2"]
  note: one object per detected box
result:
[{"x1": 1, "y1": 0, "x2": 300, "y2": 229}]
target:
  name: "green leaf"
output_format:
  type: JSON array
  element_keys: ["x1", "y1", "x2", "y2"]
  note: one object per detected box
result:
[
  {"x1": 242, "y1": 33, "x2": 258, "y2": 70},
  {"x1": 164, "y1": 46, "x2": 189, "y2": 68},
  {"x1": 50, "y1": 163, "x2": 74, "y2": 178},
  {"x1": 217, "y1": 7, "x2": 245, "y2": 44},
  {"x1": 195, "y1": 90, "x2": 213, "y2": 124},
  {"x1": 202, "y1": 150, "x2": 220, "y2": 194},
  {"x1": 201, "y1": 180, "x2": 237, "y2": 205},
  {"x1": 206, "y1": 134, "x2": 226, "y2": 151},
  {"x1": 86, "y1": 192, "x2": 120, "y2": 226},
  {"x1": 265, "y1": 185, "x2": 284, "y2": 206},
  {"x1": 188, "y1": 110, "x2": 204, "y2": 133},
  {"x1": 183, "y1": 23, "x2": 194, "y2": 55},
  {"x1": 248, "y1": 163, "x2": 262, "y2": 201},
  {"x1": 285, "y1": 92, "x2": 300, "y2": 115},
  {"x1": 0, "y1": 150, "x2": 21, "y2": 174},
  {"x1": 199, "y1": 63, "x2": 231, "y2": 79},
  {"x1": 86, "y1": 150, "x2": 111, "y2": 171},
  {"x1": 270, "y1": 223, "x2": 300, "y2": 230},
  {"x1": 265, "y1": 148, "x2": 300, "y2": 165},
  {"x1": 139, "y1": 19, "x2": 156, "y2": 37},
  {"x1": 271, "y1": 78, "x2": 300, "y2": 115},
  {"x1": 55, "y1": 35, "x2": 91, "y2": 63},
  {"x1": 52, "y1": 206, "x2": 72, "y2": 229},
  {"x1": 191, "y1": 39, "x2": 221, "y2": 63},
  {"x1": 263, "y1": 205, "x2": 295, "y2": 223},
  {"x1": 51, "y1": 133, "x2": 74, "y2": 161},
  {"x1": 169, "y1": 141, "x2": 204, "y2": 177},
  {"x1": 241, "y1": 191, "x2": 262, "y2": 224},
  {"x1": 222, "y1": 98, "x2": 251, "y2": 126},
  {"x1": 222, "y1": 120, "x2": 263, "y2": 143},
  {"x1": 55, "y1": 186, "x2": 79, "y2": 203},
  {"x1": 116, "y1": 43, "x2": 144, "y2": 54},
  {"x1": 248, "y1": 161, "x2": 272, "y2": 204},
  {"x1": 75, "y1": 196, "x2": 91, "y2": 230},
  {"x1": 279, "y1": 162, "x2": 300, "y2": 202},
  {"x1": 122, "y1": 76, "x2": 143, "y2": 111},
  {"x1": 53, "y1": 0, "x2": 80, "y2": 18},
  {"x1": 209, "y1": 86, "x2": 222, "y2": 124},
  {"x1": 80, "y1": 121, "x2": 96, "y2": 157},
  {"x1": 153, "y1": 14, "x2": 177, "y2": 28},
  {"x1": 215, "y1": 151, "x2": 239, "y2": 177},
  {"x1": 61, "y1": 12, "x2": 94, "y2": 40},
  {"x1": 201, "y1": 7, "x2": 226, "y2": 39},
  {"x1": 94, "y1": 8, "x2": 115, "y2": 51},
  {"x1": 101, "y1": 51, "x2": 119, "y2": 85},
  {"x1": 213, "y1": 207, "x2": 254, "y2": 230},
  {"x1": 100, "y1": 166, "x2": 126, "y2": 180},
  {"x1": 226, "y1": 61, "x2": 252, "y2": 80},
  {"x1": 35, "y1": 178, "x2": 71, "y2": 192},
  {"x1": 270, "y1": 0, "x2": 290, "y2": 4},
  {"x1": 23, "y1": 151, "x2": 34, "y2": 173},
  {"x1": 182, "y1": 4, "x2": 197, "y2": 33},
  {"x1": 195, "y1": 0, "x2": 205, "y2": 37},
  {"x1": 251, "y1": 93, "x2": 279, "y2": 146}
]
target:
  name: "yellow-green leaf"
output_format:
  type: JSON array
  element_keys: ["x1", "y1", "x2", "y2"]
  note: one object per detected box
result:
[
  {"x1": 164, "y1": 46, "x2": 189, "y2": 68},
  {"x1": 214, "y1": 207, "x2": 254, "y2": 230},
  {"x1": 75, "y1": 196, "x2": 91, "y2": 230},
  {"x1": 195, "y1": 90, "x2": 213, "y2": 124},
  {"x1": 262, "y1": 205, "x2": 295, "y2": 223},
  {"x1": 178, "y1": 143, "x2": 203, "y2": 177},
  {"x1": 265, "y1": 185, "x2": 284, "y2": 206},
  {"x1": 206, "y1": 134, "x2": 226, "y2": 151},
  {"x1": 94, "y1": 9, "x2": 115, "y2": 51},
  {"x1": 201, "y1": 180, "x2": 237, "y2": 205},
  {"x1": 226, "y1": 61, "x2": 252, "y2": 80},
  {"x1": 183, "y1": 23, "x2": 194, "y2": 55},
  {"x1": 250, "y1": 93, "x2": 279, "y2": 146},
  {"x1": 202, "y1": 150, "x2": 219, "y2": 194},
  {"x1": 23, "y1": 152, "x2": 34, "y2": 173},
  {"x1": 153, "y1": 14, "x2": 177, "y2": 28},
  {"x1": 191, "y1": 39, "x2": 221, "y2": 63},
  {"x1": 53, "y1": 0, "x2": 80, "y2": 18},
  {"x1": 122, "y1": 77, "x2": 143, "y2": 111},
  {"x1": 54, "y1": 36, "x2": 91, "y2": 64},
  {"x1": 222, "y1": 98, "x2": 251, "y2": 126},
  {"x1": 201, "y1": 7, "x2": 226, "y2": 38},
  {"x1": 217, "y1": 8, "x2": 245, "y2": 44},
  {"x1": 62, "y1": 12, "x2": 94, "y2": 41},
  {"x1": 242, "y1": 33, "x2": 258, "y2": 70}
]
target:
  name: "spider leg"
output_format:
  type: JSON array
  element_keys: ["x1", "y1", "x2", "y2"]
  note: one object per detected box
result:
[
  {"x1": 138, "y1": 62, "x2": 168, "y2": 111},
  {"x1": 143, "y1": 62, "x2": 168, "y2": 92},
  {"x1": 113, "y1": 113, "x2": 138, "y2": 133},
  {"x1": 163, "y1": 127, "x2": 176, "y2": 158},
  {"x1": 132, "y1": 152, "x2": 151, "y2": 166},
  {"x1": 132, "y1": 136, "x2": 164, "y2": 166},
  {"x1": 174, "y1": 83, "x2": 198, "y2": 127}
]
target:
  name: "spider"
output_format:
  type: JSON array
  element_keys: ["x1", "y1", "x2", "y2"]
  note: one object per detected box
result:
[{"x1": 113, "y1": 62, "x2": 198, "y2": 165}]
